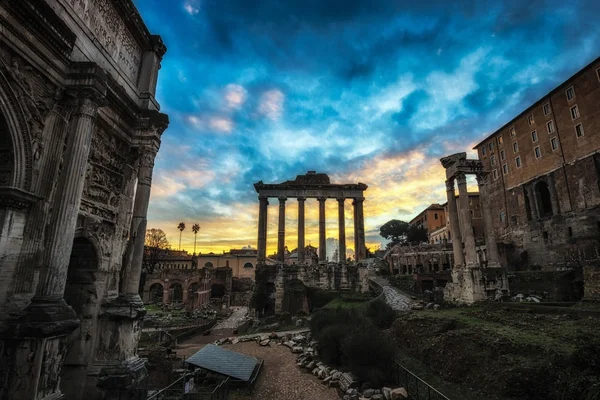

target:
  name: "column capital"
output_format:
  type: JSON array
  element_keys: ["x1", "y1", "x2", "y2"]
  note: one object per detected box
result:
[
  {"x1": 278, "y1": 196, "x2": 287, "y2": 202},
  {"x1": 66, "y1": 62, "x2": 108, "y2": 114},
  {"x1": 259, "y1": 195, "x2": 269, "y2": 203},
  {"x1": 337, "y1": 197, "x2": 345, "y2": 203},
  {"x1": 455, "y1": 172, "x2": 467, "y2": 186},
  {"x1": 138, "y1": 145, "x2": 159, "y2": 168},
  {"x1": 352, "y1": 197, "x2": 365, "y2": 204},
  {"x1": 317, "y1": 196, "x2": 327, "y2": 202},
  {"x1": 297, "y1": 196, "x2": 306, "y2": 201},
  {"x1": 445, "y1": 179, "x2": 455, "y2": 192}
]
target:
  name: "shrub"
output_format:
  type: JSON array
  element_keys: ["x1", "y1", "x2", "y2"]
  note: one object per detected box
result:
[
  {"x1": 365, "y1": 299, "x2": 396, "y2": 329},
  {"x1": 316, "y1": 324, "x2": 347, "y2": 366},
  {"x1": 341, "y1": 329, "x2": 397, "y2": 386}
]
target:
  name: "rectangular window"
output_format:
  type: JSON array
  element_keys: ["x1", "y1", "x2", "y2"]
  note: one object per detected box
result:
[
  {"x1": 482, "y1": 146, "x2": 487, "y2": 156},
  {"x1": 500, "y1": 149, "x2": 506, "y2": 161},
  {"x1": 489, "y1": 142, "x2": 494, "y2": 151},
  {"x1": 570, "y1": 105, "x2": 580, "y2": 120},
  {"x1": 575, "y1": 123, "x2": 585, "y2": 138},
  {"x1": 491, "y1": 155, "x2": 496, "y2": 166},
  {"x1": 531, "y1": 130, "x2": 538, "y2": 142},
  {"x1": 497, "y1": 135, "x2": 503, "y2": 145},
  {"x1": 493, "y1": 169, "x2": 498, "y2": 180},
  {"x1": 566, "y1": 86, "x2": 575, "y2": 101},
  {"x1": 534, "y1": 146, "x2": 541, "y2": 159},
  {"x1": 543, "y1": 103, "x2": 551, "y2": 115},
  {"x1": 513, "y1": 142, "x2": 519, "y2": 153},
  {"x1": 515, "y1": 156, "x2": 521, "y2": 168},
  {"x1": 527, "y1": 114, "x2": 534, "y2": 125},
  {"x1": 502, "y1": 164, "x2": 508, "y2": 175},
  {"x1": 434, "y1": 213, "x2": 438, "y2": 220},
  {"x1": 550, "y1": 137, "x2": 558, "y2": 150},
  {"x1": 547, "y1": 120, "x2": 555, "y2": 133},
  {"x1": 509, "y1": 126, "x2": 516, "y2": 137}
]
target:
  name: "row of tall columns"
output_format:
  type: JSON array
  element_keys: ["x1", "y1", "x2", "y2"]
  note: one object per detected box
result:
[
  {"x1": 256, "y1": 196, "x2": 366, "y2": 264},
  {"x1": 446, "y1": 172, "x2": 500, "y2": 269}
]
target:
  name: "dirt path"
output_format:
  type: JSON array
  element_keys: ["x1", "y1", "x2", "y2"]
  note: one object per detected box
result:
[{"x1": 370, "y1": 276, "x2": 415, "y2": 310}]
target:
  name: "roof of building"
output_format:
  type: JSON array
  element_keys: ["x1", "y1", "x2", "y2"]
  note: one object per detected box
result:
[
  {"x1": 185, "y1": 344, "x2": 260, "y2": 381},
  {"x1": 473, "y1": 56, "x2": 600, "y2": 149}
]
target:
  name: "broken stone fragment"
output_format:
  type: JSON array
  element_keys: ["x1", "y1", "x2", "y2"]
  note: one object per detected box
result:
[
  {"x1": 390, "y1": 387, "x2": 409, "y2": 399},
  {"x1": 292, "y1": 346, "x2": 303, "y2": 353},
  {"x1": 259, "y1": 339, "x2": 270, "y2": 346}
]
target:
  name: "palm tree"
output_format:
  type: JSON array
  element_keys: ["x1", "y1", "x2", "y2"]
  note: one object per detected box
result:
[
  {"x1": 192, "y1": 223, "x2": 200, "y2": 255},
  {"x1": 177, "y1": 222, "x2": 185, "y2": 251}
]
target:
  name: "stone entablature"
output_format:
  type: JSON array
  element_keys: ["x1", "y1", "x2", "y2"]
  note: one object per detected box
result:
[{"x1": 254, "y1": 171, "x2": 368, "y2": 264}]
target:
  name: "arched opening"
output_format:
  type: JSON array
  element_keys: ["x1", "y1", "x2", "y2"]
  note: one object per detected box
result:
[
  {"x1": 204, "y1": 262, "x2": 214, "y2": 268},
  {"x1": 149, "y1": 283, "x2": 164, "y2": 304},
  {"x1": 535, "y1": 181, "x2": 553, "y2": 217},
  {"x1": 0, "y1": 114, "x2": 13, "y2": 186},
  {"x1": 211, "y1": 283, "x2": 225, "y2": 298},
  {"x1": 243, "y1": 262, "x2": 253, "y2": 269},
  {"x1": 523, "y1": 188, "x2": 533, "y2": 221},
  {"x1": 61, "y1": 237, "x2": 99, "y2": 396},
  {"x1": 170, "y1": 283, "x2": 183, "y2": 303},
  {"x1": 283, "y1": 279, "x2": 308, "y2": 315}
]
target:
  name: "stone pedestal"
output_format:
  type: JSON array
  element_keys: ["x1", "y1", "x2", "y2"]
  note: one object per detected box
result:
[{"x1": 92, "y1": 294, "x2": 148, "y2": 400}]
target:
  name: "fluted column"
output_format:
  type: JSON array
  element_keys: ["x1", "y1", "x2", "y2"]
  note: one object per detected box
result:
[
  {"x1": 257, "y1": 195, "x2": 268, "y2": 263},
  {"x1": 353, "y1": 197, "x2": 366, "y2": 261},
  {"x1": 35, "y1": 96, "x2": 104, "y2": 300},
  {"x1": 337, "y1": 198, "x2": 346, "y2": 264},
  {"x1": 477, "y1": 174, "x2": 501, "y2": 268},
  {"x1": 277, "y1": 197, "x2": 286, "y2": 262},
  {"x1": 456, "y1": 173, "x2": 477, "y2": 267},
  {"x1": 446, "y1": 179, "x2": 465, "y2": 268},
  {"x1": 122, "y1": 145, "x2": 159, "y2": 295},
  {"x1": 297, "y1": 197, "x2": 306, "y2": 263},
  {"x1": 318, "y1": 197, "x2": 326, "y2": 263}
]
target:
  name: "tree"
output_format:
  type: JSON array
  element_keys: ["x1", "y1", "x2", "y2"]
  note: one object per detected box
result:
[
  {"x1": 407, "y1": 225, "x2": 428, "y2": 244},
  {"x1": 379, "y1": 220, "x2": 410, "y2": 244},
  {"x1": 177, "y1": 222, "x2": 185, "y2": 250},
  {"x1": 145, "y1": 228, "x2": 170, "y2": 249},
  {"x1": 191, "y1": 223, "x2": 200, "y2": 255}
]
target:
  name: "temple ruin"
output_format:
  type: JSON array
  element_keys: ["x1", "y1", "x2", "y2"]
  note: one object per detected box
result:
[
  {"x1": 440, "y1": 153, "x2": 509, "y2": 303},
  {"x1": 252, "y1": 172, "x2": 370, "y2": 315},
  {"x1": 0, "y1": 1, "x2": 168, "y2": 399}
]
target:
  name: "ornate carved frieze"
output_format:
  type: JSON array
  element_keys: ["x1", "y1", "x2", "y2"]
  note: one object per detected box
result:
[{"x1": 0, "y1": 49, "x2": 61, "y2": 168}]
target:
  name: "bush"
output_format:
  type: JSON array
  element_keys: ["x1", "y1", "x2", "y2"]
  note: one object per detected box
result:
[
  {"x1": 316, "y1": 324, "x2": 347, "y2": 366},
  {"x1": 342, "y1": 329, "x2": 397, "y2": 386},
  {"x1": 365, "y1": 299, "x2": 396, "y2": 329}
]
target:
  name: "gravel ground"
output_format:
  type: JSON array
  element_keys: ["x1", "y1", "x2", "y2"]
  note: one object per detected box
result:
[{"x1": 214, "y1": 306, "x2": 248, "y2": 330}]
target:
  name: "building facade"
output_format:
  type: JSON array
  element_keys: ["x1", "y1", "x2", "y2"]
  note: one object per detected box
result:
[
  {"x1": 474, "y1": 57, "x2": 600, "y2": 270},
  {"x1": 0, "y1": 1, "x2": 168, "y2": 399},
  {"x1": 409, "y1": 203, "x2": 446, "y2": 235}
]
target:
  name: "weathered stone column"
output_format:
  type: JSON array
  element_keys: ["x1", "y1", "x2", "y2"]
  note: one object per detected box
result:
[
  {"x1": 337, "y1": 197, "x2": 346, "y2": 264},
  {"x1": 297, "y1": 197, "x2": 306, "y2": 263},
  {"x1": 353, "y1": 197, "x2": 366, "y2": 262},
  {"x1": 318, "y1": 197, "x2": 327, "y2": 263},
  {"x1": 456, "y1": 173, "x2": 477, "y2": 267},
  {"x1": 446, "y1": 179, "x2": 465, "y2": 268},
  {"x1": 477, "y1": 174, "x2": 501, "y2": 268},
  {"x1": 257, "y1": 195, "x2": 268, "y2": 263},
  {"x1": 121, "y1": 144, "x2": 160, "y2": 296},
  {"x1": 353, "y1": 199, "x2": 358, "y2": 262},
  {"x1": 277, "y1": 197, "x2": 286, "y2": 262},
  {"x1": 13, "y1": 64, "x2": 107, "y2": 400}
]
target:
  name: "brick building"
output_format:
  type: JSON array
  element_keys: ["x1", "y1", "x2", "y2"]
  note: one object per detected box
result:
[
  {"x1": 474, "y1": 57, "x2": 600, "y2": 270},
  {"x1": 409, "y1": 204, "x2": 446, "y2": 234},
  {"x1": 425, "y1": 195, "x2": 485, "y2": 244}
]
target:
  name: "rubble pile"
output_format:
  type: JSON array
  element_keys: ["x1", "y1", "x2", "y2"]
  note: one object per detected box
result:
[{"x1": 216, "y1": 329, "x2": 409, "y2": 399}]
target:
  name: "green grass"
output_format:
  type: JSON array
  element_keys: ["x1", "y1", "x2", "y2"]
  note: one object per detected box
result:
[
  {"x1": 323, "y1": 292, "x2": 375, "y2": 309},
  {"x1": 145, "y1": 304, "x2": 161, "y2": 312},
  {"x1": 418, "y1": 306, "x2": 594, "y2": 354}
]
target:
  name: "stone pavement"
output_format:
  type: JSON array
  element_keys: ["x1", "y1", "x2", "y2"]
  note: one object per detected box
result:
[
  {"x1": 370, "y1": 276, "x2": 414, "y2": 311},
  {"x1": 214, "y1": 306, "x2": 248, "y2": 330}
]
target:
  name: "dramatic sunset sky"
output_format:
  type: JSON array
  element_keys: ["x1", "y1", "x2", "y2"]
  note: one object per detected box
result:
[{"x1": 133, "y1": 0, "x2": 599, "y2": 255}]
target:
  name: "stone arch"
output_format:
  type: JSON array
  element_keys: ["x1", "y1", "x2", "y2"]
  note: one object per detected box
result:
[
  {"x1": 535, "y1": 181, "x2": 553, "y2": 217},
  {"x1": 0, "y1": 67, "x2": 34, "y2": 191},
  {"x1": 211, "y1": 283, "x2": 225, "y2": 298},
  {"x1": 149, "y1": 283, "x2": 163, "y2": 303},
  {"x1": 243, "y1": 262, "x2": 253, "y2": 269},
  {"x1": 61, "y1": 236, "x2": 100, "y2": 392},
  {"x1": 204, "y1": 262, "x2": 214, "y2": 268},
  {"x1": 283, "y1": 279, "x2": 308, "y2": 315},
  {"x1": 170, "y1": 282, "x2": 183, "y2": 303}
]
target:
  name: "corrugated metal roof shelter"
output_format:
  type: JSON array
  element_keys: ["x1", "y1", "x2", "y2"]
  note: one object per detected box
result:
[{"x1": 185, "y1": 344, "x2": 263, "y2": 383}]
